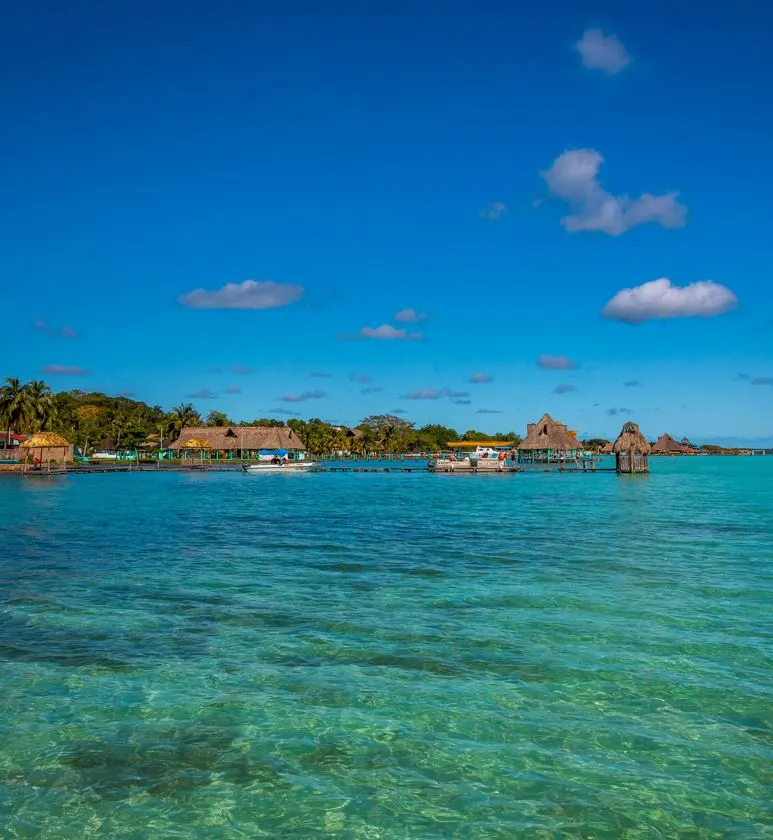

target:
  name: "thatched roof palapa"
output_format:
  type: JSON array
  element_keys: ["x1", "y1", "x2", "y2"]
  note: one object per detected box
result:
[
  {"x1": 518, "y1": 414, "x2": 580, "y2": 451},
  {"x1": 613, "y1": 422, "x2": 651, "y2": 454},
  {"x1": 651, "y1": 433, "x2": 690, "y2": 454},
  {"x1": 21, "y1": 432, "x2": 70, "y2": 448},
  {"x1": 171, "y1": 426, "x2": 303, "y2": 451}
]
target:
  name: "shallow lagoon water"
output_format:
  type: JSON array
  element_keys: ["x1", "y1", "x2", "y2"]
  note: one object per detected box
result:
[{"x1": 1, "y1": 458, "x2": 772, "y2": 838}]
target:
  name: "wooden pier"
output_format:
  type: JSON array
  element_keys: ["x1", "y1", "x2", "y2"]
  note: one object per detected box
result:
[{"x1": 13, "y1": 461, "x2": 617, "y2": 477}]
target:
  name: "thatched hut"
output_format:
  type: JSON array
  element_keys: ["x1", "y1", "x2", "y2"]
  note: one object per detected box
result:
[
  {"x1": 613, "y1": 422, "x2": 650, "y2": 474},
  {"x1": 517, "y1": 414, "x2": 583, "y2": 464},
  {"x1": 20, "y1": 432, "x2": 73, "y2": 467},
  {"x1": 651, "y1": 433, "x2": 693, "y2": 455},
  {"x1": 170, "y1": 426, "x2": 306, "y2": 460}
]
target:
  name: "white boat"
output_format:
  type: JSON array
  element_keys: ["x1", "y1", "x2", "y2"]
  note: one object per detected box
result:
[
  {"x1": 429, "y1": 445, "x2": 517, "y2": 473},
  {"x1": 242, "y1": 461, "x2": 317, "y2": 473}
]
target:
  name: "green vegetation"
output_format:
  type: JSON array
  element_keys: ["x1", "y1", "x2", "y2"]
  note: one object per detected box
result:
[{"x1": 0, "y1": 378, "x2": 526, "y2": 457}]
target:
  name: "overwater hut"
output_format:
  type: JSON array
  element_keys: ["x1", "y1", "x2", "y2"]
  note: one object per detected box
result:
[
  {"x1": 517, "y1": 414, "x2": 583, "y2": 464},
  {"x1": 613, "y1": 422, "x2": 650, "y2": 474},
  {"x1": 651, "y1": 433, "x2": 693, "y2": 455},
  {"x1": 170, "y1": 426, "x2": 306, "y2": 461},
  {"x1": 19, "y1": 432, "x2": 73, "y2": 466}
]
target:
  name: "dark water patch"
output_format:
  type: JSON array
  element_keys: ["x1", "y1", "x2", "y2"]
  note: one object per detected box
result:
[
  {"x1": 61, "y1": 725, "x2": 239, "y2": 799},
  {"x1": 0, "y1": 610, "x2": 209, "y2": 670},
  {"x1": 721, "y1": 715, "x2": 773, "y2": 744},
  {"x1": 134, "y1": 590, "x2": 241, "y2": 610},
  {"x1": 308, "y1": 561, "x2": 368, "y2": 573},
  {"x1": 400, "y1": 566, "x2": 446, "y2": 577},
  {"x1": 0, "y1": 615, "x2": 135, "y2": 671},
  {"x1": 215, "y1": 754, "x2": 294, "y2": 788}
]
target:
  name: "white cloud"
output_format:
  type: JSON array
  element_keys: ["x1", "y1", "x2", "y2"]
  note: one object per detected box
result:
[
  {"x1": 229, "y1": 365, "x2": 254, "y2": 375},
  {"x1": 575, "y1": 28, "x2": 631, "y2": 74},
  {"x1": 537, "y1": 354, "x2": 579, "y2": 371},
  {"x1": 477, "y1": 408, "x2": 502, "y2": 414},
  {"x1": 41, "y1": 364, "x2": 89, "y2": 376},
  {"x1": 403, "y1": 388, "x2": 443, "y2": 400},
  {"x1": 479, "y1": 201, "x2": 508, "y2": 221},
  {"x1": 187, "y1": 388, "x2": 218, "y2": 399},
  {"x1": 351, "y1": 324, "x2": 424, "y2": 341},
  {"x1": 402, "y1": 387, "x2": 470, "y2": 400},
  {"x1": 278, "y1": 390, "x2": 327, "y2": 403},
  {"x1": 553, "y1": 384, "x2": 576, "y2": 394},
  {"x1": 225, "y1": 386, "x2": 242, "y2": 394},
  {"x1": 179, "y1": 280, "x2": 303, "y2": 309},
  {"x1": 541, "y1": 149, "x2": 687, "y2": 236},
  {"x1": 34, "y1": 319, "x2": 77, "y2": 338},
  {"x1": 602, "y1": 278, "x2": 739, "y2": 324},
  {"x1": 394, "y1": 308, "x2": 429, "y2": 324},
  {"x1": 469, "y1": 372, "x2": 493, "y2": 383}
]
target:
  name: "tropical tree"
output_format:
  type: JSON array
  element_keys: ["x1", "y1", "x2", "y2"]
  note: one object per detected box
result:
[
  {"x1": 167, "y1": 403, "x2": 202, "y2": 439},
  {"x1": 0, "y1": 377, "x2": 33, "y2": 446},
  {"x1": 73, "y1": 404, "x2": 104, "y2": 455},
  {"x1": 417, "y1": 424, "x2": 458, "y2": 452},
  {"x1": 359, "y1": 414, "x2": 414, "y2": 453},
  {"x1": 242, "y1": 418, "x2": 286, "y2": 427},
  {"x1": 204, "y1": 410, "x2": 233, "y2": 427},
  {"x1": 26, "y1": 380, "x2": 55, "y2": 432}
]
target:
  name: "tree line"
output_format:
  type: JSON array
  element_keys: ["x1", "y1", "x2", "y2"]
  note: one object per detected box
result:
[{"x1": 0, "y1": 377, "x2": 523, "y2": 456}]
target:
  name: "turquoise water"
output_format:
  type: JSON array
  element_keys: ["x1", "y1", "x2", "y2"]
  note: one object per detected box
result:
[{"x1": 1, "y1": 459, "x2": 772, "y2": 838}]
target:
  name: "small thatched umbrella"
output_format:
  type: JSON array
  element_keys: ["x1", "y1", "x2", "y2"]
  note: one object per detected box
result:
[
  {"x1": 613, "y1": 422, "x2": 651, "y2": 474},
  {"x1": 21, "y1": 432, "x2": 71, "y2": 470},
  {"x1": 181, "y1": 437, "x2": 213, "y2": 463}
]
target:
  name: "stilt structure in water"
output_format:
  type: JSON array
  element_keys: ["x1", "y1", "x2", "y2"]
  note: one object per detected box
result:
[
  {"x1": 517, "y1": 414, "x2": 585, "y2": 466},
  {"x1": 613, "y1": 422, "x2": 651, "y2": 474}
]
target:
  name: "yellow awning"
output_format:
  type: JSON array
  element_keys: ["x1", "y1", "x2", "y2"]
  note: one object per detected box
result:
[{"x1": 446, "y1": 440, "x2": 514, "y2": 448}]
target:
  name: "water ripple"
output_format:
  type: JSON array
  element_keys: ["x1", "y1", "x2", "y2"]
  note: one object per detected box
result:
[{"x1": 1, "y1": 460, "x2": 772, "y2": 837}]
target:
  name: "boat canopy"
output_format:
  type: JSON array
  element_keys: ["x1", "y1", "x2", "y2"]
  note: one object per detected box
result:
[{"x1": 446, "y1": 440, "x2": 514, "y2": 449}]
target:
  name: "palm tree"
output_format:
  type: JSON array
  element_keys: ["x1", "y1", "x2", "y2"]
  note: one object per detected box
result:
[
  {"x1": 25, "y1": 380, "x2": 55, "y2": 432},
  {"x1": 167, "y1": 403, "x2": 201, "y2": 440},
  {"x1": 377, "y1": 419, "x2": 402, "y2": 454},
  {"x1": 0, "y1": 377, "x2": 33, "y2": 447}
]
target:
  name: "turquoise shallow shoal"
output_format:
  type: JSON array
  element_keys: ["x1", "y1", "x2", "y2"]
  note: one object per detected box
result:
[{"x1": 1, "y1": 458, "x2": 772, "y2": 839}]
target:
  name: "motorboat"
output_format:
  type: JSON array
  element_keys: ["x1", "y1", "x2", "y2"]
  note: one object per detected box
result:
[
  {"x1": 242, "y1": 460, "x2": 317, "y2": 473},
  {"x1": 428, "y1": 446, "x2": 517, "y2": 473}
]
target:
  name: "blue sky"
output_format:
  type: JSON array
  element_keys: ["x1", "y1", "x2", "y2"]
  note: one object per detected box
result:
[{"x1": 2, "y1": 1, "x2": 772, "y2": 444}]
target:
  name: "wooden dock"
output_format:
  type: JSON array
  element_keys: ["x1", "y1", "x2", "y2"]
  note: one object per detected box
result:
[{"x1": 14, "y1": 461, "x2": 618, "y2": 477}]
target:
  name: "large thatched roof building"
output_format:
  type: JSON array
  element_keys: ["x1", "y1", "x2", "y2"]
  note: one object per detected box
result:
[
  {"x1": 170, "y1": 426, "x2": 305, "y2": 459},
  {"x1": 651, "y1": 433, "x2": 694, "y2": 455},
  {"x1": 613, "y1": 422, "x2": 651, "y2": 473},
  {"x1": 517, "y1": 413, "x2": 582, "y2": 463}
]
